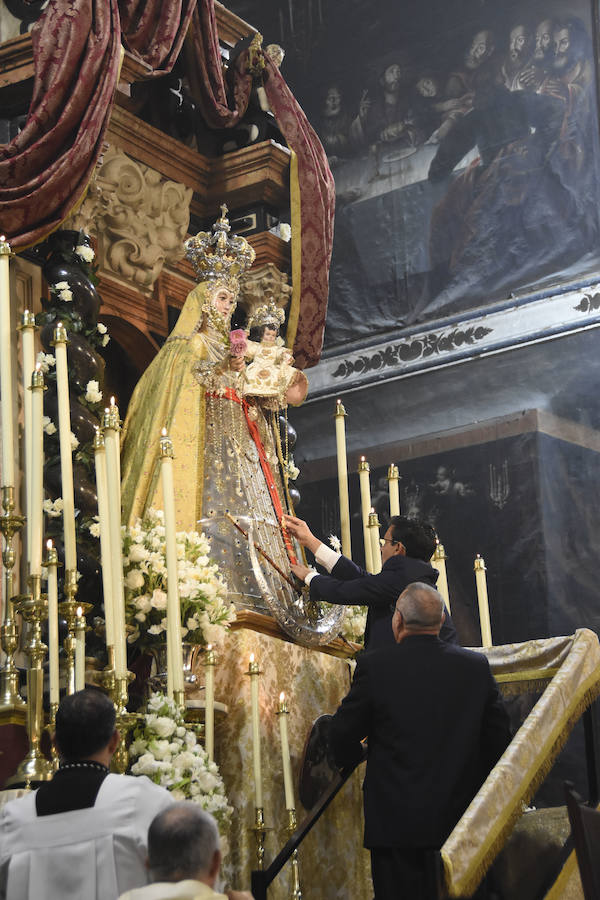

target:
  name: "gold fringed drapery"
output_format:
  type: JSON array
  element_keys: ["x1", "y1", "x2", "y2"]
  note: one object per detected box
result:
[{"x1": 442, "y1": 629, "x2": 600, "y2": 898}]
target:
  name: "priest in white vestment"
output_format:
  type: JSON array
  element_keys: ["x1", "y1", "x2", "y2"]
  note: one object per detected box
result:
[
  {"x1": 119, "y1": 804, "x2": 253, "y2": 900},
  {"x1": 0, "y1": 689, "x2": 173, "y2": 900}
]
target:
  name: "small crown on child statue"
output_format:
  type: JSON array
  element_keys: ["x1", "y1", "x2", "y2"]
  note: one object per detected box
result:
[
  {"x1": 184, "y1": 204, "x2": 256, "y2": 288},
  {"x1": 248, "y1": 300, "x2": 286, "y2": 331}
]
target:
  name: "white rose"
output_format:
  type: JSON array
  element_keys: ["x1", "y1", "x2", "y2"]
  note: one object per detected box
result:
[
  {"x1": 59, "y1": 288, "x2": 73, "y2": 302},
  {"x1": 42, "y1": 416, "x2": 57, "y2": 436},
  {"x1": 151, "y1": 589, "x2": 167, "y2": 610},
  {"x1": 36, "y1": 352, "x2": 55, "y2": 373},
  {"x1": 147, "y1": 624, "x2": 164, "y2": 635},
  {"x1": 85, "y1": 380, "x2": 102, "y2": 404},
  {"x1": 54, "y1": 281, "x2": 69, "y2": 290},
  {"x1": 125, "y1": 569, "x2": 145, "y2": 590},
  {"x1": 89, "y1": 522, "x2": 100, "y2": 538},
  {"x1": 97, "y1": 322, "x2": 107, "y2": 334},
  {"x1": 75, "y1": 244, "x2": 95, "y2": 262},
  {"x1": 102, "y1": 334, "x2": 110, "y2": 346},
  {"x1": 135, "y1": 594, "x2": 152, "y2": 613},
  {"x1": 131, "y1": 753, "x2": 158, "y2": 776},
  {"x1": 129, "y1": 737, "x2": 147, "y2": 757},
  {"x1": 70, "y1": 433, "x2": 79, "y2": 451},
  {"x1": 152, "y1": 717, "x2": 177, "y2": 739},
  {"x1": 129, "y1": 544, "x2": 149, "y2": 563},
  {"x1": 279, "y1": 223, "x2": 291, "y2": 242}
]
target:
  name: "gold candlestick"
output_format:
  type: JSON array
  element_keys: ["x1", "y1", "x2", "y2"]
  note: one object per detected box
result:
[
  {"x1": 5, "y1": 575, "x2": 53, "y2": 786},
  {"x1": 0, "y1": 485, "x2": 26, "y2": 714},
  {"x1": 58, "y1": 569, "x2": 91, "y2": 696},
  {"x1": 250, "y1": 806, "x2": 271, "y2": 871},
  {"x1": 285, "y1": 808, "x2": 302, "y2": 900}
]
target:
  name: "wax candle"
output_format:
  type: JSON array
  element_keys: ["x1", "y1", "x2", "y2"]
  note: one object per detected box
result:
[
  {"x1": 103, "y1": 406, "x2": 127, "y2": 678},
  {"x1": 387, "y1": 464, "x2": 400, "y2": 518},
  {"x1": 248, "y1": 654, "x2": 263, "y2": 809},
  {"x1": 93, "y1": 429, "x2": 115, "y2": 652},
  {"x1": 75, "y1": 606, "x2": 85, "y2": 692},
  {"x1": 0, "y1": 236, "x2": 15, "y2": 487},
  {"x1": 368, "y1": 509, "x2": 382, "y2": 574},
  {"x1": 358, "y1": 457, "x2": 374, "y2": 573},
  {"x1": 52, "y1": 323, "x2": 77, "y2": 572},
  {"x1": 277, "y1": 692, "x2": 295, "y2": 810},
  {"x1": 30, "y1": 366, "x2": 45, "y2": 577},
  {"x1": 474, "y1": 554, "x2": 492, "y2": 647},
  {"x1": 45, "y1": 540, "x2": 60, "y2": 707},
  {"x1": 334, "y1": 399, "x2": 351, "y2": 558},
  {"x1": 160, "y1": 429, "x2": 184, "y2": 699},
  {"x1": 20, "y1": 310, "x2": 36, "y2": 559},
  {"x1": 432, "y1": 540, "x2": 451, "y2": 613},
  {"x1": 204, "y1": 645, "x2": 215, "y2": 762}
]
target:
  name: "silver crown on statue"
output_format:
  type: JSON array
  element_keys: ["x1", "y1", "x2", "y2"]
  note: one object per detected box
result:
[{"x1": 184, "y1": 204, "x2": 256, "y2": 290}]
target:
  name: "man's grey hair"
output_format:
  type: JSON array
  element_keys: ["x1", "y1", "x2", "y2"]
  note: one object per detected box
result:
[
  {"x1": 148, "y1": 803, "x2": 220, "y2": 882},
  {"x1": 397, "y1": 582, "x2": 444, "y2": 629}
]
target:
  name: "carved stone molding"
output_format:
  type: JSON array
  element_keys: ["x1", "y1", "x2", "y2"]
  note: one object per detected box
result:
[
  {"x1": 238, "y1": 262, "x2": 292, "y2": 330},
  {"x1": 64, "y1": 145, "x2": 193, "y2": 295}
]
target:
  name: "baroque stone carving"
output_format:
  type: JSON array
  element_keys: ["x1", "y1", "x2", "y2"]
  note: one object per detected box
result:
[
  {"x1": 64, "y1": 145, "x2": 193, "y2": 293},
  {"x1": 238, "y1": 262, "x2": 292, "y2": 334}
]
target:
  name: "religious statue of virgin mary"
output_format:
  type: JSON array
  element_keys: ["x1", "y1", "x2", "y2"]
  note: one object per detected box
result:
[{"x1": 120, "y1": 208, "x2": 344, "y2": 645}]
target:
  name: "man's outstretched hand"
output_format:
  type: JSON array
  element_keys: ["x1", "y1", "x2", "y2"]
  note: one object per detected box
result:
[
  {"x1": 291, "y1": 563, "x2": 312, "y2": 581},
  {"x1": 282, "y1": 515, "x2": 321, "y2": 554}
]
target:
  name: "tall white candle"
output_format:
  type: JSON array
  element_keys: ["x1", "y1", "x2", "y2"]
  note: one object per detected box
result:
[
  {"x1": 334, "y1": 400, "x2": 351, "y2": 559},
  {"x1": 75, "y1": 606, "x2": 85, "y2": 691},
  {"x1": 368, "y1": 509, "x2": 382, "y2": 574},
  {"x1": 432, "y1": 541, "x2": 451, "y2": 613},
  {"x1": 474, "y1": 555, "x2": 492, "y2": 647},
  {"x1": 93, "y1": 429, "x2": 115, "y2": 653},
  {"x1": 358, "y1": 457, "x2": 374, "y2": 573},
  {"x1": 20, "y1": 310, "x2": 36, "y2": 559},
  {"x1": 204, "y1": 645, "x2": 215, "y2": 762},
  {"x1": 30, "y1": 366, "x2": 45, "y2": 577},
  {"x1": 0, "y1": 236, "x2": 15, "y2": 487},
  {"x1": 103, "y1": 406, "x2": 127, "y2": 678},
  {"x1": 45, "y1": 540, "x2": 60, "y2": 707},
  {"x1": 160, "y1": 429, "x2": 185, "y2": 699},
  {"x1": 387, "y1": 464, "x2": 400, "y2": 518},
  {"x1": 278, "y1": 692, "x2": 295, "y2": 810},
  {"x1": 248, "y1": 654, "x2": 263, "y2": 809},
  {"x1": 52, "y1": 323, "x2": 77, "y2": 571}
]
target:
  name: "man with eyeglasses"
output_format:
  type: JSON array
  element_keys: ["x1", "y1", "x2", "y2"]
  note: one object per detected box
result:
[
  {"x1": 283, "y1": 513, "x2": 457, "y2": 648},
  {"x1": 328, "y1": 582, "x2": 511, "y2": 899}
]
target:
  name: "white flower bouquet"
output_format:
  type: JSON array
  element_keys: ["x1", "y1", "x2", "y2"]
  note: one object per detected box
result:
[
  {"x1": 129, "y1": 693, "x2": 232, "y2": 834},
  {"x1": 340, "y1": 605, "x2": 367, "y2": 645},
  {"x1": 123, "y1": 508, "x2": 236, "y2": 650}
]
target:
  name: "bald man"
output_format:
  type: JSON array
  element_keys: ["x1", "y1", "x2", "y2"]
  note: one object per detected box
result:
[{"x1": 329, "y1": 583, "x2": 511, "y2": 899}]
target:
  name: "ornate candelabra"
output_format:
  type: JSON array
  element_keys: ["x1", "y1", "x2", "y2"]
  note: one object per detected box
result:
[
  {"x1": 5, "y1": 575, "x2": 53, "y2": 786},
  {"x1": 0, "y1": 485, "x2": 26, "y2": 714}
]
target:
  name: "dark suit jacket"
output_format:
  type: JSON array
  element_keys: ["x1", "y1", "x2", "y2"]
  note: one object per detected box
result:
[
  {"x1": 309, "y1": 554, "x2": 457, "y2": 648},
  {"x1": 329, "y1": 635, "x2": 511, "y2": 849}
]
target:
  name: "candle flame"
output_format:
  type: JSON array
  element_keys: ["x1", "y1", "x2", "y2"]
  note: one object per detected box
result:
[
  {"x1": 110, "y1": 396, "x2": 116, "y2": 406},
  {"x1": 360, "y1": 455, "x2": 365, "y2": 461},
  {"x1": 76, "y1": 606, "x2": 82, "y2": 618},
  {"x1": 46, "y1": 539, "x2": 53, "y2": 550},
  {"x1": 35, "y1": 362, "x2": 41, "y2": 372},
  {"x1": 279, "y1": 691, "x2": 285, "y2": 702},
  {"x1": 249, "y1": 653, "x2": 255, "y2": 664},
  {"x1": 0, "y1": 235, "x2": 5, "y2": 241},
  {"x1": 161, "y1": 427, "x2": 167, "y2": 437},
  {"x1": 370, "y1": 507, "x2": 375, "y2": 514},
  {"x1": 207, "y1": 644, "x2": 212, "y2": 651},
  {"x1": 24, "y1": 308, "x2": 29, "y2": 315}
]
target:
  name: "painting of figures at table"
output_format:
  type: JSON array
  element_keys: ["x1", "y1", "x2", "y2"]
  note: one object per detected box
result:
[{"x1": 300, "y1": 0, "x2": 600, "y2": 346}]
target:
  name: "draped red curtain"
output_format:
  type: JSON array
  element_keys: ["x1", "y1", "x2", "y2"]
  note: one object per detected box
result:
[
  {"x1": 119, "y1": 0, "x2": 196, "y2": 73},
  {"x1": 0, "y1": 0, "x2": 122, "y2": 249},
  {"x1": 186, "y1": 2, "x2": 252, "y2": 128},
  {"x1": 262, "y1": 55, "x2": 336, "y2": 370}
]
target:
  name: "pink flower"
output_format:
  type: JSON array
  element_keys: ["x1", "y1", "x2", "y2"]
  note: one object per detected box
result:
[{"x1": 229, "y1": 328, "x2": 248, "y2": 357}]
